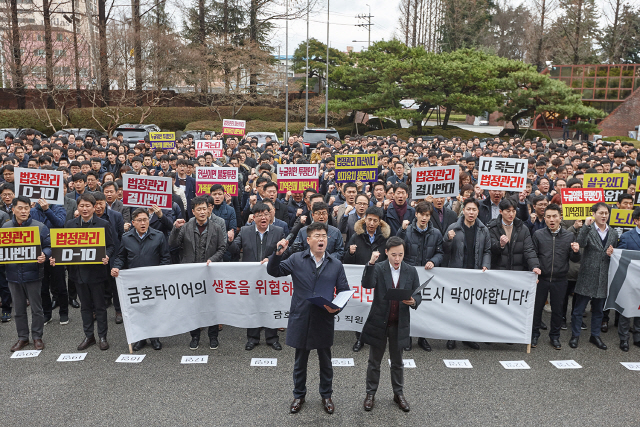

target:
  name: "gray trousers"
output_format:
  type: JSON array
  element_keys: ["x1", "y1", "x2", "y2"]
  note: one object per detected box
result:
[
  {"x1": 618, "y1": 315, "x2": 640, "y2": 342},
  {"x1": 366, "y1": 323, "x2": 403, "y2": 396},
  {"x1": 8, "y1": 280, "x2": 44, "y2": 341}
]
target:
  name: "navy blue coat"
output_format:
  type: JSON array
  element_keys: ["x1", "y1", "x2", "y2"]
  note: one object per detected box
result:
[
  {"x1": 212, "y1": 202, "x2": 237, "y2": 232},
  {"x1": 29, "y1": 204, "x2": 67, "y2": 229},
  {"x1": 181, "y1": 175, "x2": 196, "y2": 219},
  {"x1": 64, "y1": 215, "x2": 116, "y2": 284},
  {"x1": 619, "y1": 229, "x2": 640, "y2": 251},
  {"x1": 385, "y1": 203, "x2": 416, "y2": 237},
  {"x1": 267, "y1": 249, "x2": 350, "y2": 349},
  {"x1": 3, "y1": 218, "x2": 52, "y2": 283}
]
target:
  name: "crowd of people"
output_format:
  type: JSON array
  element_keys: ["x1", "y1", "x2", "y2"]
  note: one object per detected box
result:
[{"x1": 0, "y1": 128, "x2": 639, "y2": 359}]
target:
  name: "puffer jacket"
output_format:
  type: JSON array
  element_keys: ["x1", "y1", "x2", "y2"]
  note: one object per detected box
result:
[
  {"x1": 396, "y1": 219, "x2": 444, "y2": 267},
  {"x1": 531, "y1": 226, "x2": 581, "y2": 282},
  {"x1": 2, "y1": 217, "x2": 51, "y2": 283},
  {"x1": 343, "y1": 218, "x2": 390, "y2": 265},
  {"x1": 443, "y1": 216, "x2": 491, "y2": 269},
  {"x1": 488, "y1": 216, "x2": 540, "y2": 271}
]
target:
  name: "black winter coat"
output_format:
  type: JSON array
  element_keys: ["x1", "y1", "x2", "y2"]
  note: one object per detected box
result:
[
  {"x1": 342, "y1": 219, "x2": 390, "y2": 265},
  {"x1": 360, "y1": 261, "x2": 422, "y2": 349},
  {"x1": 112, "y1": 228, "x2": 171, "y2": 270},
  {"x1": 488, "y1": 216, "x2": 540, "y2": 271},
  {"x1": 396, "y1": 220, "x2": 444, "y2": 267},
  {"x1": 532, "y1": 226, "x2": 581, "y2": 282},
  {"x1": 64, "y1": 215, "x2": 116, "y2": 284}
]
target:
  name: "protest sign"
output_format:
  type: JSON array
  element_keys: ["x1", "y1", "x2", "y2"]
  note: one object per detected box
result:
[
  {"x1": 583, "y1": 173, "x2": 628, "y2": 203},
  {"x1": 149, "y1": 132, "x2": 175, "y2": 150},
  {"x1": 276, "y1": 164, "x2": 319, "y2": 193},
  {"x1": 122, "y1": 175, "x2": 172, "y2": 209},
  {"x1": 0, "y1": 227, "x2": 41, "y2": 264},
  {"x1": 605, "y1": 249, "x2": 640, "y2": 317},
  {"x1": 194, "y1": 140, "x2": 223, "y2": 158},
  {"x1": 412, "y1": 166, "x2": 459, "y2": 199},
  {"x1": 195, "y1": 167, "x2": 238, "y2": 197},
  {"x1": 222, "y1": 119, "x2": 246, "y2": 137},
  {"x1": 477, "y1": 157, "x2": 527, "y2": 191},
  {"x1": 15, "y1": 167, "x2": 64, "y2": 205},
  {"x1": 609, "y1": 209, "x2": 635, "y2": 235},
  {"x1": 50, "y1": 228, "x2": 106, "y2": 265},
  {"x1": 116, "y1": 263, "x2": 536, "y2": 345},
  {"x1": 560, "y1": 188, "x2": 604, "y2": 220},
  {"x1": 335, "y1": 154, "x2": 378, "y2": 183}
]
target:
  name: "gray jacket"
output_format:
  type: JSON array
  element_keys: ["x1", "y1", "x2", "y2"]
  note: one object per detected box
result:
[
  {"x1": 63, "y1": 197, "x2": 77, "y2": 222},
  {"x1": 169, "y1": 217, "x2": 226, "y2": 263},
  {"x1": 443, "y1": 216, "x2": 491, "y2": 269},
  {"x1": 575, "y1": 224, "x2": 619, "y2": 299},
  {"x1": 107, "y1": 199, "x2": 131, "y2": 224}
]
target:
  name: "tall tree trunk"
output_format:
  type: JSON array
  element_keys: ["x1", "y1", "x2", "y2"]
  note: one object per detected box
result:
[
  {"x1": 98, "y1": 0, "x2": 109, "y2": 105},
  {"x1": 133, "y1": 0, "x2": 143, "y2": 105},
  {"x1": 534, "y1": 0, "x2": 546, "y2": 72},
  {"x1": 72, "y1": 0, "x2": 82, "y2": 108},
  {"x1": 43, "y1": 0, "x2": 55, "y2": 109},
  {"x1": 441, "y1": 106, "x2": 452, "y2": 129},
  {"x1": 10, "y1": 0, "x2": 25, "y2": 109},
  {"x1": 198, "y1": 0, "x2": 206, "y2": 94},
  {"x1": 572, "y1": 0, "x2": 583, "y2": 64},
  {"x1": 223, "y1": 0, "x2": 231, "y2": 94},
  {"x1": 411, "y1": 0, "x2": 419, "y2": 47},
  {"x1": 249, "y1": 0, "x2": 258, "y2": 95}
]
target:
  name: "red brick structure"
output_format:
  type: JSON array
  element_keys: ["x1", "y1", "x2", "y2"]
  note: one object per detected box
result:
[{"x1": 597, "y1": 86, "x2": 640, "y2": 137}]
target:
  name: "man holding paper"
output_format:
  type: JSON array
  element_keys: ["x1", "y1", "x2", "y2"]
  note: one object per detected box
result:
[
  {"x1": 267, "y1": 221, "x2": 351, "y2": 415},
  {"x1": 360, "y1": 236, "x2": 422, "y2": 413}
]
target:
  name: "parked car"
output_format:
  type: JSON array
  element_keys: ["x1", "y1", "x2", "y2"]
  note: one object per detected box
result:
[
  {"x1": 0, "y1": 128, "x2": 48, "y2": 141},
  {"x1": 302, "y1": 127, "x2": 340, "y2": 150},
  {"x1": 245, "y1": 132, "x2": 279, "y2": 148},
  {"x1": 183, "y1": 130, "x2": 219, "y2": 141},
  {"x1": 53, "y1": 128, "x2": 107, "y2": 142},
  {"x1": 112, "y1": 124, "x2": 161, "y2": 148}
]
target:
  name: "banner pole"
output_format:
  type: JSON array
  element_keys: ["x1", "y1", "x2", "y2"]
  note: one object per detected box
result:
[
  {"x1": 526, "y1": 344, "x2": 531, "y2": 354},
  {"x1": 129, "y1": 344, "x2": 133, "y2": 354}
]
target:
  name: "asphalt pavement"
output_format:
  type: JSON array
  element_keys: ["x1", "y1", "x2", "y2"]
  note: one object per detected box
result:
[{"x1": 1, "y1": 306, "x2": 638, "y2": 427}]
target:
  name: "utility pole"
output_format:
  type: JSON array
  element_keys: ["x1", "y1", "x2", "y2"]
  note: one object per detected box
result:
[
  {"x1": 285, "y1": 0, "x2": 289, "y2": 141},
  {"x1": 304, "y1": 0, "x2": 309, "y2": 129},
  {"x1": 355, "y1": 5, "x2": 373, "y2": 47},
  {"x1": 325, "y1": 0, "x2": 329, "y2": 128}
]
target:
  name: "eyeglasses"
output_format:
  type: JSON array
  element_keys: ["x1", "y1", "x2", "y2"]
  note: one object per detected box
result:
[
  {"x1": 254, "y1": 213, "x2": 270, "y2": 218},
  {"x1": 355, "y1": 202, "x2": 368, "y2": 206}
]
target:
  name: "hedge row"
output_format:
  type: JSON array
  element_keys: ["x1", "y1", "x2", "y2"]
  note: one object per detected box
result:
[{"x1": 184, "y1": 120, "x2": 316, "y2": 137}]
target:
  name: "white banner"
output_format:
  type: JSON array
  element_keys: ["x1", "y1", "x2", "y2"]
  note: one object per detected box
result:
[
  {"x1": 478, "y1": 157, "x2": 527, "y2": 192},
  {"x1": 605, "y1": 249, "x2": 640, "y2": 317},
  {"x1": 411, "y1": 166, "x2": 459, "y2": 200},
  {"x1": 116, "y1": 263, "x2": 537, "y2": 344}
]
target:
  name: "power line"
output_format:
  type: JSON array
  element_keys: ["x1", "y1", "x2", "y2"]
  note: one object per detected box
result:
[{"x1": 355, "y1": 6, "x2": 373, "y2": 47}]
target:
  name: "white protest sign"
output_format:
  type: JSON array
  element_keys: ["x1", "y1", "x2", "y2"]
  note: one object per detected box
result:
[
  {"x1": 57, "y1": 353, "x2": 87, "y2": 362},
  {"x1": 389, "y1": 359, "x2": 416, "y2": 368},
  {"x1": 550, "y1": 360, "x2": 581, "y2": 369},
  {"x1": 620, "y1": 362, "x2": 640, "y2": 371},
  {"x1": 331, "y1": 358, "x2": 355, "y2": 367},
  {"x1": 194, "y1": 140, "x2": 223, "y2": 158},
  {"x1": 181, "y1": 355, "x2": 208, "y2": 364},
  {"x1": 443, "y1": 359, "x2": 473, "y2": 368},
  {"x1": 251, "y1": 358, "x2": 278, "y2": 367},
  {"x1": 15, "y1": 167, "x2": 64, "y2": 205},
  {"x1": 499, "y1": 360, "x2": 531, "y2": 370},
  {"x1": 10, "y1": 350, "x2": 41, "y2": 359},
  {"x1": 412, "y1": 166, "x2": 459, "y2": 199},
  {"x1": 116, "y1": 354, "x2": 146, "y2": 363},
  {"x1": 477, "y1": 157, "x2": 527, "y2": 191}
]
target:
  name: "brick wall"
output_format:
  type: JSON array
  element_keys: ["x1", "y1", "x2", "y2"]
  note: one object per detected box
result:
[{"x1": 598, "y1": 88, "x2": 640, "y2": 138}]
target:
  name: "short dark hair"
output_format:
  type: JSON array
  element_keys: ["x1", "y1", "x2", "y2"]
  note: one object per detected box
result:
[
  {"x1": 545, "y1": 203, "x2": 562, "y2": 215},
  {"x1": 498, "y1": 198, "x2": 518, "y2": 211},
  {"x1": 263, "y1": 181, "x2": 277, "y2": 192},
  {"x1": 12, "y1": 195, "x2": 30, "y2": 207},
  {"x1": 415, "y1": 201, "x2": 434, "y2": 215},
  {"x1": 78, "y1": 193, "x2": 96, "y2": 205},
  {"x1": 632, "y1": 207, "x2": 640, "y2": 221},
  {"x1": 307, "y1": 221, "x2": 328, "y2": 235},
  {"x1": 365, "y1": 206, "x2": 383, "y2": 218},
  {"x1": 72, "y1": 173, "x2": 86, "y2": 182},
  {"x1": 210, "y1": 184, "x2": 224, "y2": 193},
  {"x1": 191, "y1": 196, "x2": 208, "y2": 210},
  {"x1": 132, "y1": 208, "x2": 149, "y2": 219},
  {"x1": 462, "y1": 197, "x2": 479, "y2": 209},
  {"x1": 102, "y1": 181, "x2": 118, "y2": 191},
  {"x1": 252, "y1": 202, "x2": 270, "y2": 215},
  {"x1": 93, "y1": 192, "x2": 106, "y2": 201},
  {"x1": 312, "y1": 202, "x2": 329, "y2": 214},
  {"x1": 393, "y1": 182, "x2": 409, "y2": 193},
  {"x1": 618, "y1": 193, "x2": 634, "y2": 204},
  {"x1": 591, "y1": 202, "x2": 610, "y2": 214},
  {"x1": 532, "y1": 195, "x2": 548, "y2": 206},
  {"x1": 386, "y1": 236, "x2": 405, "y2": 251}
]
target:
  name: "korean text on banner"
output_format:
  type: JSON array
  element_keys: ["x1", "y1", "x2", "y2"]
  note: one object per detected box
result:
[
  {"x1": 477, "y1": 157, "x2": 527, "y2": 192},
  {"x1": 412, "y1": 166, "x2": 459, "y2": 199},
  {"x1": 609, "y1": 208, "x2": 635, "y2": 235},
  {"x1": 335, "y1": 154, "x2": 378, "y2": 183},
  {"x1": 148, "y1": 132, "x2": 175, "y2": 150},
  {"x1": 50, "y1": 228, "x2": 106, "y2": 265},
  {"x1": 116, "y1": 263, "x2": 536, "y2": 345},
  {"x1": 122, "y1": 175, "x2": 172, "y2": 209},
  {"x1": 0, "y1": 227, "x2": 42, "y2": 264},
  {"x1": 194, "y1": 140, "x2": 223, "y2": 158},
  {"x1": 583, "y1": 173, "x2": 629, "y2": 203},
  {"x1": 15, "y1": 167, "x2": 64, "y2": 205},
  {"x1": 276, "y1": 164, "x2": 319, "y2": 193},
  {"x1": 222, "y1": 119, "x2": 246, "y2": 137},
  {"x1": 560, "y1": 188, "x2": 604, "y2": 220},
  {"x1": 195, "y1": 167, "x2": 238, "y2": 197},
  {"x1": 605, "y1": 249, "x2": 640, "y2": 317}
]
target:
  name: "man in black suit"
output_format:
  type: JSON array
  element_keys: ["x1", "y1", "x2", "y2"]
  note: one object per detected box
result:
[
  {"x1": 227, "y1": 202, "x2": 285, "y2": 351},
  {"x1": 50, "y1": 193, "x2": 115, "y2": 351},
  {"x1": 429, "y1": 197, "x2": 457, "y2": 266},
  {"x1": 175, "y1": 159, "x2": 196, "y2": 219},
  {"x1": 360, "y1": 236, "x2": 421, "y2": 413}
]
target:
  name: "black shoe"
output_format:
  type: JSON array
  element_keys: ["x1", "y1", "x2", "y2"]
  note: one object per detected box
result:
[
  {"x1": 561, "y1": 319, "x2": 568, "y2": 330},
  {"x1": 43, "y1": 316, "x2": 52, "y2": 326},
  {"x1": 132, "y1": 340, "x2": 147, "y2": 351},
  {"x1": 404, "y1": 339, "x2": 412, "y2": 352},
  {"x1": 569, "y1": 336, "x2": 579, "y2": 348},
  {"x1": 290, "y1": 397, "x2": 305, "y2": 414},
  {"x1": 210, "y1": 338, "x2": 219, "y2": 350},
  {"x1": 462, "y1": 341, "x2": 480, "y2": 350},
  {"x1": 271, "y1": 341, "x2": 282, "y2": 351},
  {"x1": 581, "y1": 322, "x2": 587, "y2": 330},
  {"x1": 446, "y1": 340, "x2": 456, "y2": 350},
  {"x1": 245, "y1": 342, "x2": 256, "y2": 351},
  {"x1": 550, "y1": 338, "x2": 561, "y2": 350},
  {"x1": 69, "y1": 299, "x2": 80, "y2": 309},
  {"x1": 417, "y1": 338, "x2": 431, "y2": 352},
  {"x1": 51, "y1": 299, "x2": 58, "y2": 310},
  {"x1": 601, "y1": 321, "x2": 608, "y2": 333},
  {"x1": 151, "y1": 338, "x2": 162, "y2": 350},
  {"x1": 531, "y1": 336, "x2": 538, "y2": 348},
  {"x1": 352, "y1": 340, "x2": 363, "y2": 352},
  {"x1": 620, "y1": 340, "x2": 629, "y2": 352},
  {"x1": 59, "y1": 314, "x2": 69, "y2": 325},
  {"x1": 589, "y1": 335, "x2": 607, "y2": 350},
  {"x1": 540, "y1": 321, "x2": 547, "y2": 330},
  {"x1": 189, "y1": 337, "x2": 199, "y2": 350}
]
